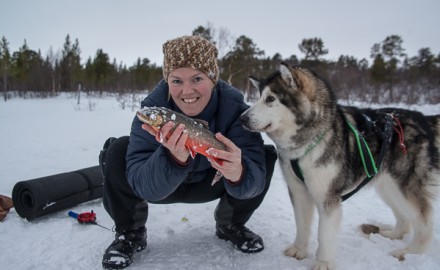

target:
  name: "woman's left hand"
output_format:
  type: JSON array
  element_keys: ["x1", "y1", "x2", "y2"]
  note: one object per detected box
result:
[{"x1": 208, "y1": 133, "x2": 243, "y2": 183}]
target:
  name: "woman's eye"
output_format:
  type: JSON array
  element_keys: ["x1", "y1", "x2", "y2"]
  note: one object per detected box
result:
[
  {"x1": 172, "y1": 79, "x2": 181, "y2": 84},
  {"x1": 266, "y1": 96, "x2": 275, "y2": 103},
  {"x1": 193, "y1": 76, "x2": 203, "y2": 82}
]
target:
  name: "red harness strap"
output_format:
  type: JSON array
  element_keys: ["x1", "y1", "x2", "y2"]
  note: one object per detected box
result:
[{"x1": 391, "y1": 115, "x2": 407, "y2": 155}]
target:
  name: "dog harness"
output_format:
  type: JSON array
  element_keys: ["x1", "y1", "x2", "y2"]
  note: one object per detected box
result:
[{"x1": 290, "y1": 112, "x2": 396, "y2": 202}]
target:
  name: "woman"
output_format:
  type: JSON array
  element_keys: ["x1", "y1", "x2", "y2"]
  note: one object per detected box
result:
[{"x1": 101, "y1": 35, "x2": 277, "y2": 269}]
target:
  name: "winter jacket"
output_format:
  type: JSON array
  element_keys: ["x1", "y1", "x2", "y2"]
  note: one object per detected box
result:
[{"x1": 126, "y1": 79, "x2": 266, "y2": 202}]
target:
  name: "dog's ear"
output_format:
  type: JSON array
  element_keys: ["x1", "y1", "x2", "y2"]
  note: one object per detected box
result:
[
  {"x1": 279, "y1": 63, "x2": 298, "y2": 91},
  {"x1": 249, "y1": 76, "x2": 260, "y2": 90}
]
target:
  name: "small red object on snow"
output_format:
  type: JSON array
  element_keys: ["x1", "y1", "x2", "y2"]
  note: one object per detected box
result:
[
  {"x1": 68, "y1": 210, "x2": 110, "y2": 231},
  {"x1": 77, "y1": 210, "x2": 97, "y2": 223}
]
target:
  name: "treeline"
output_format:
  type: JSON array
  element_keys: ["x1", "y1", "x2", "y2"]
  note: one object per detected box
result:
[{"x1": 1, "y1": 25, "x2": 439, "y2": 104}]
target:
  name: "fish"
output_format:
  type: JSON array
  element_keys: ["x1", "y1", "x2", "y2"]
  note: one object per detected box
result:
[
  {"x1": 137, "y1": 107, "x2": 226, "y2": 186},
  {"x1": 136, "y1": 106, "x2": 227, "y2": 166}
]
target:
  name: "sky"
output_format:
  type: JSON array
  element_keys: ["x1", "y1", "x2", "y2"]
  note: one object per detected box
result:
[{"x1": 1, "y1": 0, "x2": 439, "y2": 67}]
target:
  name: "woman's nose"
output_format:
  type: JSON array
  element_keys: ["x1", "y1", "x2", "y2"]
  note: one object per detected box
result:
[{"x1": 181, "y1": 81, "x2": 194, "y2": 94}]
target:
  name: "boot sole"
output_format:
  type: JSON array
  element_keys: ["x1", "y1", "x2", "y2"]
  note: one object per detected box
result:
[
  {"x1": 215, "y1": 230, "x2": 264, "y2": 254},
  {"x1": 102, "y1": 242, "x2": 146, "y2": 269}
]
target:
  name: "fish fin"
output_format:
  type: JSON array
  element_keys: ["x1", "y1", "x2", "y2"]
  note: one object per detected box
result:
[
  {"x1": 211, "y1": 171, "x2": 223, "y2": 186},
  {"x1": 205, "y1": 148, "x2": 224, "y2": 165},
  {"x1": 204, "y1": 147, "x2": 223, "y2": 166},
  {"x1": 189, "y1": 147, "x2": 197, "y2": 159}
]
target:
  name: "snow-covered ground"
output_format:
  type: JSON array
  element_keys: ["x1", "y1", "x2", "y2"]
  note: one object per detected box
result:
[{"x1": 1, "y1": 94, "x2": 439, "y2": 270}]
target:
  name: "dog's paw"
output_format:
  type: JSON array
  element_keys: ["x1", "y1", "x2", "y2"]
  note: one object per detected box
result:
[
  {"x1": 284, "y1": 245, "x2": 307, "y2": 260},
  {"x1": 390, "y1": 248, "x2": 407, "y2": 261},
  {"x1": 312, "y1": 260, "x2": 335, "y2": 270}
]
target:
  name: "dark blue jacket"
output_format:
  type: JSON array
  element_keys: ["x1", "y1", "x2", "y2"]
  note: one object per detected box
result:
[{"x1": 126, "y1": 79, "x2": 266, "y2": 202}]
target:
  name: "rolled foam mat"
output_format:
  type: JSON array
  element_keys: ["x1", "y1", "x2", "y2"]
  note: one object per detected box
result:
[{"x1": 12, "y1": 166, "x2": 104, "y2": 220}]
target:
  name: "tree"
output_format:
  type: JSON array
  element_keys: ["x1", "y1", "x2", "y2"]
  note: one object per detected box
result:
[
  {"x1": 192, "y1": 25, "x2": 213, "y2": 42},
  {"x1": 11, "y1": 40, "x2": 46, "y2": 93},
  {"x1": 287, "y1": 54, "x2": 299, "y2": 65},
  {"x1": 0, "y1": 36, "x2": 11, "y2": 101},
  {"x1": 92, "y1": 49, "x2": 113, "y2": 93},
  {"x1": 381, "y1": 35, "x2": 406, "y2": 62},
  {"x1": 46, "y1": 46, "x2": 60, "y2": 94},
  {"x1": 332, "y1": 55, "x2": 366, "y2": 101},
  {"x1": 298, "y1": 38, "x2": 329, "y2": 61},
  {"x1": 412, "y1": 47, "x2": 435, "y2": 75},
  {"x1": 370, "y1": 35, "x2": 406, "y2": 102},
  {"x1": 215, "y1": 26, "x2": 233, "y2": 59},
  {"x1": 403, "y1": 47, "x2": 439, "y2": 103},
  {"x1": 130, "y1": 57, "x2": 151, "y2": 91},
  {"x1": 370, "y1": 53, "x2": 387, "y2": 78},
  {"x1": 59, "y1": 35, "x2": 82, "y2": 91},
  {"x1": 221, "y1": 35, "x2": 265, "y2": 98},
  {"x1": 192, "y1": 23, "x2": 234, "y2": 59}
]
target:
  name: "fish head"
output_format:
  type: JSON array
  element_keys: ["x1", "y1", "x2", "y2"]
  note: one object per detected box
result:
[{"x1": 137, "y1": 107, "x2": 165, "y2": 127}]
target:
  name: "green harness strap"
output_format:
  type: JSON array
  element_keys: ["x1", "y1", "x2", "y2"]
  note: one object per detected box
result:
[
  {"x1": 290, "y1": 119, "x2": 378, "y2": 184},
  {"x1": 290, "y1": 113, "x2": 394, "y2": 202},
  {"x1": 344, "y1": 118, "x2": 378, "y2": 178}
]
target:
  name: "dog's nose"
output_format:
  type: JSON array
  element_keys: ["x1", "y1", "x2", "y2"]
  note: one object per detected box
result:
[{"x1": 239, "y1": 113, "x2": 249, "y2": 125}]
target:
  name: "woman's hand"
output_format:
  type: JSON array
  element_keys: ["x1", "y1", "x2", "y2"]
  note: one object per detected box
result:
[
  {"x1": 208, "y1": 133, "x2": 243, "y2": 183},
  {"x1": 142, "y1": 121, "x2": 190, "y2": 164}
]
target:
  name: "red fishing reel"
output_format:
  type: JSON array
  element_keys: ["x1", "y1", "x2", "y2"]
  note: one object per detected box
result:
[
  {"x1": 68, "y1": 210, "x2": 110, "y2": 230},
  {"x1": 77, "y1": 210, "x2": 97, "y2": 223}
]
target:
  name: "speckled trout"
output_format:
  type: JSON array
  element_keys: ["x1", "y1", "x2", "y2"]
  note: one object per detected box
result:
[
  {"x1": 137, "y1": 107, "x2": 227, "y2": 185},
  {"x1": 136, "y1": 106, "x2": 227, "y2": 164}
]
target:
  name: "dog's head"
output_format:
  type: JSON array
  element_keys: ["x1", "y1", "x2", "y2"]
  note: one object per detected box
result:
[{"x1": 240, "y1": 62, "x2": 334, "y2": 144}]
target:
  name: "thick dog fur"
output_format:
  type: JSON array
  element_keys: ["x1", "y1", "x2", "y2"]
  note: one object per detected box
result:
[{"x1": 240, "y1": 63, "x2": 440, "y2": 270}]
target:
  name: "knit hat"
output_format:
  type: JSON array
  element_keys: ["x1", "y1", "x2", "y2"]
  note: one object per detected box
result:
[{"x1": 162, "y1": 36, "x2": 219, "y2": 84}]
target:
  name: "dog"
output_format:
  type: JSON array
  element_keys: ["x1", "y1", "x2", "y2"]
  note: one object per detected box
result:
[{"x1": 240, "y1": 62, "x2": 440, "y2": 270}]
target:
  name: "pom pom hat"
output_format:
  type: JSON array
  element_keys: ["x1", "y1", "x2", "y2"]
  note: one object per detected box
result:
[{"x1": 162, "y1": 36, "x2": 219, "y2": 84}]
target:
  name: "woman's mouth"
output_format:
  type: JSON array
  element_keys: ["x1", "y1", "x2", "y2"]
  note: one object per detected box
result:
[{"x1": 182, "y1": 98, "x2": 198, "y2": 104}]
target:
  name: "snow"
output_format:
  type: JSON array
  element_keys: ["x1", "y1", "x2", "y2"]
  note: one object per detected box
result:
[{"x1": 1, "y1": 94, "x2": 439, "y2": 270}]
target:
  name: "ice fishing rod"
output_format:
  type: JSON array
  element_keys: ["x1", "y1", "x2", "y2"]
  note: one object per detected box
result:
[{"x1": 68, "y1": 210, "x2": 111, "y2": 231}]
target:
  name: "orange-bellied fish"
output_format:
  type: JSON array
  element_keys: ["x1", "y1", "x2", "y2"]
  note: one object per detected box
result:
[
  {"x1": 137, "y1": 107, "x2": 226, "y2": 185},
  {"x1": 137, "y1": 106, "x2": 227, "y2": 163}
]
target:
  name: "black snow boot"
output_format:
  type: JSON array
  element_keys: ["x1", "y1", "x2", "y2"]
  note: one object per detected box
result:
[
  {"x1": 102, "y1": 226, "x2": 147, "y2": 269},
  {"x1": 215, "y1": 224, "x2": 264, "y2": 253}
]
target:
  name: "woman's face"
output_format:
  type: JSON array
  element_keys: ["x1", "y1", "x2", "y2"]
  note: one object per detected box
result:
[{"x1": 167, "y1": 67, "x2": 215, "y2": 117}]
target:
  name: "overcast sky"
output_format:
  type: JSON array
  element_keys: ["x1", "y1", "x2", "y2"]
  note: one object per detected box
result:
[{"x1": 1, "y1": 0, "x2": 439, "y2": 67}]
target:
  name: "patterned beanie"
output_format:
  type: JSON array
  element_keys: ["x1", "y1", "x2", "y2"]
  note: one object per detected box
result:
[{"x1": 162, "y1": 35, "x2": 219, "y2": 84}]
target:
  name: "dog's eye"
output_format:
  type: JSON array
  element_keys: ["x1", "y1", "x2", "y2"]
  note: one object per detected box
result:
[{"x1": 265, "y1": 96, "x2": 275, "y2": 103}]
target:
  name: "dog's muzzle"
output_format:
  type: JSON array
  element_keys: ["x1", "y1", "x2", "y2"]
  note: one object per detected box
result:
[{"x1": 239, "y1": 112, "x2": 251, "y2": 130}]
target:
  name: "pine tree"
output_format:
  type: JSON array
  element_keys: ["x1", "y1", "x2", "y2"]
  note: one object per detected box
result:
[
  {"x1": 59, "y1": 35, "x2": 82, "y2": 91},
  {"x1": 0, "y1": 36, "x2": 11, "y2": 101}
]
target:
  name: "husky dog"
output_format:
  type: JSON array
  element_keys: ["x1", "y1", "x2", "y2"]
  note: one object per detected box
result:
[{"x1": 240, "y1": 62, "x2": 439, "y2": 270}]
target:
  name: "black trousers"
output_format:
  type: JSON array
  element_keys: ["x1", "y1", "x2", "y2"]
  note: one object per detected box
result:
[{"x1": 101, "y1": 136, "x2": 277, "y2": 234}]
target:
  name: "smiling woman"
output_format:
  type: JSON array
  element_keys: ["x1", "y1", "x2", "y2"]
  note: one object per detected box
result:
[
  {"x1": 162, "y1": 35, "x2": 219, "y2": 117},
  {"x1": 99, "y1": 35, "x2": 277, "y2": 269}
]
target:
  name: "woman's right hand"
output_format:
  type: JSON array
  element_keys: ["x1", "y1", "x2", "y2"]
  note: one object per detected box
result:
[{"x1": 142, "y1": 121, "x2": 190, "y2": 164}]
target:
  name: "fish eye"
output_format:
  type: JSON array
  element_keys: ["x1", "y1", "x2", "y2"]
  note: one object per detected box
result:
[{"x1": 265, "y1": 95, "x2": 275, "y2": 103}]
